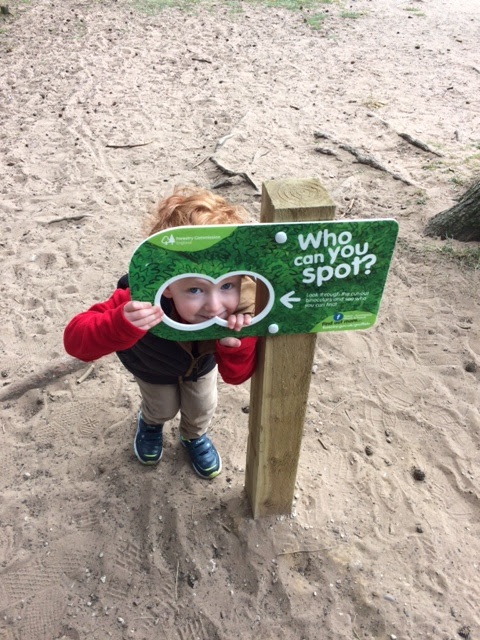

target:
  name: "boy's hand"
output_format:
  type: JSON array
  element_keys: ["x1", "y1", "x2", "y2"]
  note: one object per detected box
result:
[
  {"x1": 124, "y1": 301, "x2": 164, "y2": 330},
  {"x1": 219, "y1": 313, "x2": 252, "y2": 348},
  {"x1": 226, "y1": 313, "x2": 252, "y2": 332}
]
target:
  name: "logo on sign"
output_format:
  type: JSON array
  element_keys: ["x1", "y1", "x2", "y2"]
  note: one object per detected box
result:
[{"x1": 161, "y1": 234, "x2": 175, "y2": 246}]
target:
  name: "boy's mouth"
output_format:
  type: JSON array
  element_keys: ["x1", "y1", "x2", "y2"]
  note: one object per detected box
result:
[{"x1": 196, "y1": 311, "x2": 227, "y2": 321}]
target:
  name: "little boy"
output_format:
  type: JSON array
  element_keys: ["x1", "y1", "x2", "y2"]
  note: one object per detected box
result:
[{"x1": 64, "y1": 187, "x2": 257, "y2": 479}]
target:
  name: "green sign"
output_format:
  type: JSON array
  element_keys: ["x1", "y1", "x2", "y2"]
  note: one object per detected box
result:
[{"x1": 128, "y1": 220, "x2": 398, "y2": 341}]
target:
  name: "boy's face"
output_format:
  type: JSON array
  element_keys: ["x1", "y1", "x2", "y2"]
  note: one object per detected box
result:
[{"x1": 163, "y1": 275, "x2": 242, "y2": 324}]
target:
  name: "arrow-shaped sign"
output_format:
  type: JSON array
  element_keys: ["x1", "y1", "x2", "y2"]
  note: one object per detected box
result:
[{"x1": 280, "y1": 290, "x2": 301, "y2": 309}]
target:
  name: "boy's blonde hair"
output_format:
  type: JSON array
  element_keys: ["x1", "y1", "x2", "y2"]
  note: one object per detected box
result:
[{"x1": 149, "y1": 187, "x2": 247, "y2": 235}]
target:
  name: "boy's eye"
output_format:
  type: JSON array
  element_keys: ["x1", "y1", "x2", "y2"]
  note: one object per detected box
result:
[
  {"x1": 220, "y1": 282, "x2": 235, "y2": 291},
  {"x1": 187, "y1": 287, "x2": 202, "y2": 294}
]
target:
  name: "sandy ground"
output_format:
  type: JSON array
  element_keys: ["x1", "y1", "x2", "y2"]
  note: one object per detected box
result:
[{"x1": 1, "y1": 0, "x2": 480, "y2": 638}]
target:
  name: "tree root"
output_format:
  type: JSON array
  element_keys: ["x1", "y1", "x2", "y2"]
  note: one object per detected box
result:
[
  {"x1": 43, "y1": 214, "x2": 94, "y2": 225},
  {"x1": 313, "y1": 130, "x2": 414, "y2": 186},
  {"x1": 367, "y1": 113, "x2": 444, "y2": 156},
  {"x1": 339, "y1": 143, "x2": 414, "y2": 186},
  {"x1": 209, "y1": 157, "x2": 259, "y2": 191},
  {"x1": 314, "y1": 147, "x2": 338, "y2": 156},
  {"x1": 0, "y1": 356, "x2": 88, "y2": 402},
  {"x1": 398, "y1": 132, "x2": 443, "y2": 157},
  {"x1": 425, "y1": 179, "x2": 480, "y2": 241}
]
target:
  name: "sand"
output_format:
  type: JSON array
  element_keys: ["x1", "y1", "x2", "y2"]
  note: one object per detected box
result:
[{"x1": 1, "y1": 0, "x2": 480, "y2": 638}]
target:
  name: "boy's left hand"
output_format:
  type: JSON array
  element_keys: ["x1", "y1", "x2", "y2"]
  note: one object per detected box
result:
[{"x1": 219, "y1": 314, "x2": 252, "y2": 348}]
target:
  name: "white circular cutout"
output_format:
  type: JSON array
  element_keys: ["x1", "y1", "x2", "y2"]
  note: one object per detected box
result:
[
  {"x1": 268, "y1": 324, "x2": 279, "y2": 334},
  {"x1": 155, "y1": 271, "x2": 275, "y2": 331},
  {"x1": 275, "y1": 231, "x2": 288, "y2": 244}
]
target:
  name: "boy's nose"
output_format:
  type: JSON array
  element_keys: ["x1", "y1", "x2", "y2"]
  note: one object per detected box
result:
[{"x1": 204, "y1": 292, "x2": 222, "y2": 315}]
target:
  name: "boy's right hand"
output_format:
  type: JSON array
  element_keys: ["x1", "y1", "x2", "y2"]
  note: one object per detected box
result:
[{"x1": 123, "y1": 301, "x2": 164, "y2": 330}]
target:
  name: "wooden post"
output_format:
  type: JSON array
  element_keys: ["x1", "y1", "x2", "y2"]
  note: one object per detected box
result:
[{"x1": 245, "y1": 178, "x2": 336, "y2": 518}]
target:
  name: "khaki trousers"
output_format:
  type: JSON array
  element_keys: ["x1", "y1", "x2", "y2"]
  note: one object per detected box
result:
[{"x1": 134, "y1": 367, "x2": 218, "y2": 440}]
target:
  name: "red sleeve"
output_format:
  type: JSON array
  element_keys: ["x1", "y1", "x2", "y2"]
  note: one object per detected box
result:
[
  {"x1": 215, "y1": 337, "x2": 257, "y2": 385},
  {"x1": 63, "y1": 288, "x2": 147, "y2": 362}
]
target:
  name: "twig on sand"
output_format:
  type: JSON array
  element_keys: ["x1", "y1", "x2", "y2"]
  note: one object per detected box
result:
[
  {"x1": 192, "y1": 155, "x2": 209, "y2": 168},
  {"x1": 106, "y1": 141, "x2": 153, "y2": 149},
  {"x1": 398, "y1": 132, "x2": 444, "y2": 157},
  {"x1": 366, "y1": 111, "x2": 390, "y2": 127},
  {"x1": 213, "y1": 111, "x2": 250, "y2": 153},
  {"x1": 277, "y1": 548, "x2": 330, "y2": 557},
  {"x1": 318, "y1": 437, "x2": 329, "y2": 451},
  {"x1": 175, "y1": 560, "x2": 179, "y2": 600},
  {"x1": 44, "y1": 214, "x2": 94, "y2": 225},
  {"x1": 209, "y1": 157, "x2": 259, "y2": 191},
  {"x1": 0, "y1": 356, "x2": 88, "y2": 402},
  {"x1": 214, "y1": 133, "x2": 235, "y2": 151},
  {"x1": 77, "y1": 364, "x2": 95, "y2": 384}
]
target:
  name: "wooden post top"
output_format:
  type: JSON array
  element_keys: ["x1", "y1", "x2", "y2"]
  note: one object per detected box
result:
[{"x1": 262, "y1": 178, "x2": 336, "y2": 222}]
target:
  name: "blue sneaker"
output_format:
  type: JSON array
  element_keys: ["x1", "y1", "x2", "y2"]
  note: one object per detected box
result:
[
  {"x1": 134, "y1": 413, "x2": 163, "y2": 465},
  {"x1": 180, "y1": 434, "x2": 222, "y2": 479}
]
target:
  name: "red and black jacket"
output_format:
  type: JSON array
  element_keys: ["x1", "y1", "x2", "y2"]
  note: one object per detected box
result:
[{"x1": 63, "y1": 276, "x2": 257, "y2": 385}]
